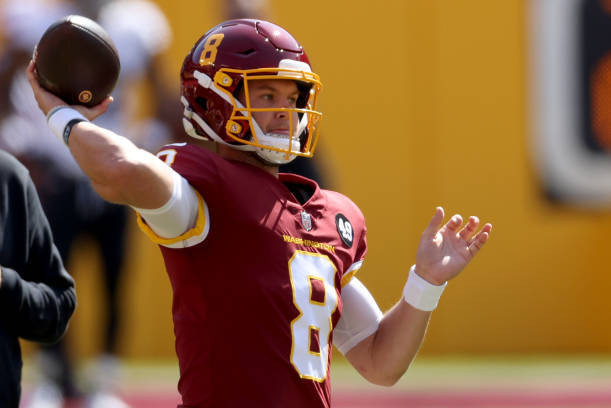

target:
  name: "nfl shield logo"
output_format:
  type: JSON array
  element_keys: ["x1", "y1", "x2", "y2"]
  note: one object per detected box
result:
[{"x1": 300, "y1": 211, "x2": 312, "y2": 231}]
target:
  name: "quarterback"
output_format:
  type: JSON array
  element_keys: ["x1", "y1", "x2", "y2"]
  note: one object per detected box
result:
[{"x1": 27, "y1": 19, "x2": 492, "y2": 408}]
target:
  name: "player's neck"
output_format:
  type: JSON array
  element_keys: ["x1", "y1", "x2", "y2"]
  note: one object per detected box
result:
[{"x1": 216, "y1": 144, "x2": 279, "y2": 177}]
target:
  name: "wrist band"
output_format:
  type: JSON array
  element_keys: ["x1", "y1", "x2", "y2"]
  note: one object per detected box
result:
[
  {"x1": 47, "y1": 107, "x2": 88, "y2": 145},
  {"x1": 402, "y1": 265, "x2": 448, "y2": 311}
]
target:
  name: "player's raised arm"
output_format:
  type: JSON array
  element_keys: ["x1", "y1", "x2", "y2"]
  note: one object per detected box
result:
[
  {"x1": 25, "y1": 60, "x2": 174, "y2": 209},
  {"x1": 344, "y1": 207, "x2": 492, "y2": 386}
]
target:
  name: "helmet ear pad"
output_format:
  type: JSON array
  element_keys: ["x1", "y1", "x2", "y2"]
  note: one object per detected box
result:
[
  {"x1": 225, "y1": 81, "x2": 255, "y2": 142},
  {"x1": 183, "y1": 75, "x2": 251, "y2": 143}
]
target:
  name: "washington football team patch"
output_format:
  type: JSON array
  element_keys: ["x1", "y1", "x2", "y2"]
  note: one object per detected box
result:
[{"x1": 335, "y1": 213, "x2": 353, "y2": 248}]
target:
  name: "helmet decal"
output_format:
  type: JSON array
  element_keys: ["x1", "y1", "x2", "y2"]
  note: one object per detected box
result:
[{"x1": 199, "y1": 34, "x2": 225, "y2": 66}]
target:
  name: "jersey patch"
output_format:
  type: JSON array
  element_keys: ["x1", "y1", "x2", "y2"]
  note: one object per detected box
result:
[
  {"x1": 301, "y1": 210, "x2": 313, "y2": 231},
  {"x1": 335, "y1": 213, "x2": 353, "y2": 248}
]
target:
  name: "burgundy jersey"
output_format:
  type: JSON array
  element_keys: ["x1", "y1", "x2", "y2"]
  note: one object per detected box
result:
[{"x1": 138, "y1": 143, "x2": 367, "y2": 408}]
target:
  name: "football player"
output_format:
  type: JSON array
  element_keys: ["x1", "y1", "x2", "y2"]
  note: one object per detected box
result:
[{"x1": 26, "y1": 19, "x2": 492, "y2": 408}]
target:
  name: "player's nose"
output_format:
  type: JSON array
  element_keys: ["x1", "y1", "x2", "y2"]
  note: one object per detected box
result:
[
  {"x1": 274, "y1": 100, "x2": 294, "y2": 118},
  {"x1": 275, "y1": 109, "x2": 288, "y2": 119}
]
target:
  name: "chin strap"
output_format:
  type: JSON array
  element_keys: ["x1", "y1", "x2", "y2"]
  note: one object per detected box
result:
[{"x1": 255, "y1": 133, "x2": 300, "y2": 164}]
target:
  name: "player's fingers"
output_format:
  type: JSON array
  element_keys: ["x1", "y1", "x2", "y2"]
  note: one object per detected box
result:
[
  {"x1": 26, "y1": 60, "x2": 38, "y2": 87},
  {"x1": 458, "y1": 216, "x2": 479, "y2": 241},
  {"x1": 468, "y1": 232, "x2": 489, "y2": 256},
  {"x1": 467, "y1": 223, "x2": 492, "y2": 256},
  {"x1": 78, "y1": 96, "x2": 113, "y2": 121},
  {"x1": 422, "y1": 206, "x2": 445, "y2": 239},
  {"x1": 477, "y1": 222, "x2": 493, "y2": 236},
  {"x1": 94, "y1": 96, "x2": 114, "y2": 112},
  {"x1": 26, "y1": 60, "x2": 64, "y2": 115},
  {"x1": 444, "y1": 214, "x2": 463, "y2": 232}
]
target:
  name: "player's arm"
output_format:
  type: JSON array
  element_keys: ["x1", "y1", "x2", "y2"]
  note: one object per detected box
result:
[
  {"x1": 341, "y1": 288, "x2": 433, "y2": 386},
  {"x1": 335, "y1": 277, "x2": 431, "y2": 386},
  {"x1": 66, "y1": 121, "x2": 173, "y2": 208},
  {"x1": 340, "y1": 207, "x2": 492, "y2": 386},
  {"x1": 25, "y1": 60, "x2": 172, "y2": 209}
]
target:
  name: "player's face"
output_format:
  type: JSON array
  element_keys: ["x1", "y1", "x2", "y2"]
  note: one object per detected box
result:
[{"x1": 242, "y1": 79, "x2": 300, "y2": 136}]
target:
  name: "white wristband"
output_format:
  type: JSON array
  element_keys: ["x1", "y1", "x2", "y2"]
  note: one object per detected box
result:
[
  {"x1": 402, "y1": 265, "x2": 448, "y2": 311},
  {"x1": 47, "y1": 106, "x2": 88, "y2": 145}
]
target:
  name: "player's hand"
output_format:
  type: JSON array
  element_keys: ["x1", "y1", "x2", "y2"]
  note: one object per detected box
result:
[
  {"x1": 26, "y1": 60, "x2": 112, "y2": 121},
  {"x1": 415, "y1": 206, "x2": 492, "y2": 285}
]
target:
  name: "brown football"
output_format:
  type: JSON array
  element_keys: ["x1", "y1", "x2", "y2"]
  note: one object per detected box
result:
[{"x1": 35, "y1": 15, "x2": 120, "y2": 107}]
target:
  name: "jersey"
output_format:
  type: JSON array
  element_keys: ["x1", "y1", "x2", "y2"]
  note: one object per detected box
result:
[{"x1": 137, "y1": 143, "x2": 367, "y2": 408}]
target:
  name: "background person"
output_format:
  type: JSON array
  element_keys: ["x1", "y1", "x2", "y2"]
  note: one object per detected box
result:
[
  {"x1": 0, "y1": 149, "x2": 77, "y2": 408},
  {"x1": 0, "y1": 1, "x2": 177, "y2": 406}
]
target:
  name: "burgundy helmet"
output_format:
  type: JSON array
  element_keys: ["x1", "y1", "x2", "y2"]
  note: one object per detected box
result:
[{"x1": 180, "y1": 19, "x2": 323, "y2": 164}]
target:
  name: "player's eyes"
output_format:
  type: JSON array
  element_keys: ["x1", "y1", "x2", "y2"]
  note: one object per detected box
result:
[
  {"x1": 252, "y1": 93, "x2": 274, "y2": 104},
  {"x1": 253, "y1": 92, "x2": 297, "y2": 107}
]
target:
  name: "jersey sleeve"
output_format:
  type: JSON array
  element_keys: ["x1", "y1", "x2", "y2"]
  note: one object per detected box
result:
[
  {"x1": 155, "y1": 143, "x2": 221, "y2": 190},
  {"x1": 331, "y1": 192, "x2": 368, "y2": 288},
  {"x1": 135, "y1": 186, "x2": 210, "y2": 249},
  {"x1": 135, "y1": 143, "x2": 219, "y2": 248}
]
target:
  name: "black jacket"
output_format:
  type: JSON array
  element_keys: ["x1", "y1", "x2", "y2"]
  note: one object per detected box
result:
[{"x1": 0, "y1": 150, "x2": 76, "y2": 407}]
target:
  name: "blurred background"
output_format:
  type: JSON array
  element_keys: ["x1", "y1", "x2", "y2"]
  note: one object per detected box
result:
[{"x1": 3, "y1": 0, "x2": 611, "y2": 406}]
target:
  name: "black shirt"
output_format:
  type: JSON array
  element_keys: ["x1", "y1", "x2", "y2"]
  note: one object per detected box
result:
[{"x1": 0, "y1": 150, "x2": 76, "y2": 407}]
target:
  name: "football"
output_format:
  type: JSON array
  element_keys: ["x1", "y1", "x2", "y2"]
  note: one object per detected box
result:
[{"x1": 34, "y1": 15, "x2": 120, "y2": 107}]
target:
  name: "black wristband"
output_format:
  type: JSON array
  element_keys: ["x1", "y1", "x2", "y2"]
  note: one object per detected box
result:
[{"x1": 63, "y1": 118, "x2": 86, "y2": 145}]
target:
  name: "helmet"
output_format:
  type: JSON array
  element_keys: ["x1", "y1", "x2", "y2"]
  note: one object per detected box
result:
[{"x1": 180, "y1": 19, "x2": 322, "y2": 164}]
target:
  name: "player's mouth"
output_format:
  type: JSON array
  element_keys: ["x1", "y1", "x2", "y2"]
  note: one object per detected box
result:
[{"x1": 267, "y1": 128, "x2": 291, "y2": 136}]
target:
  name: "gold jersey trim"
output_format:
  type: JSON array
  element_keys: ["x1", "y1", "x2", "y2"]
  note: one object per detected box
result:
[
  {"x1": 136, "y1": 189, "x2": 209, "y2": 248},
  {"x1": 340, "y1": 260, "x2": 363, "y2": 288}
]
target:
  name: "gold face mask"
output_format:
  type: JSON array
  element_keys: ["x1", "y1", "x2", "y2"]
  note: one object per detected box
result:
[{"x1": 215, "y1": 65, "x2": 323, "y2": 163}]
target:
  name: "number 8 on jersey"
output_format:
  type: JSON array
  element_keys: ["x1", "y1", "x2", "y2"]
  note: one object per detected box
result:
[{"x1": 289, "y1": 251, "x2": 338, "y2": 381}]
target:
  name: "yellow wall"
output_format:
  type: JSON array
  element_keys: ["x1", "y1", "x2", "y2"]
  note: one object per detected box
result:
[{"x1": 56, "y1": 0, "x2": 611, "y2": 360}]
